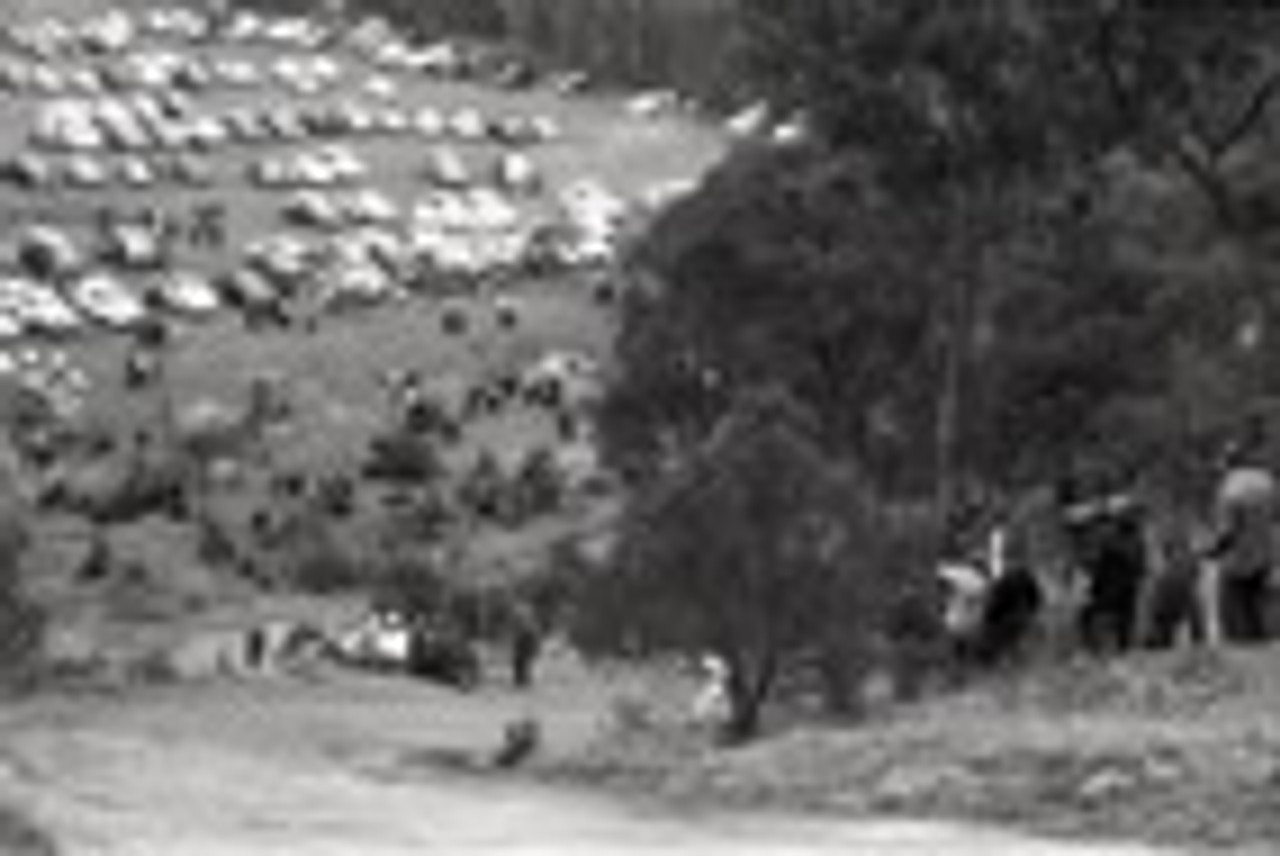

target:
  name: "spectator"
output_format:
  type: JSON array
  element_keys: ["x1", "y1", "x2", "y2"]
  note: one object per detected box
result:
[
  {"x1": 508, "y1": 599, "x2": 543, "y2": 689},
  {"x1": 1208, "y1": 446, "x2": 1278, "y2": 644},
  {"x1": 1064, "y1": 488, "x2": 1150, "y2": 655}
]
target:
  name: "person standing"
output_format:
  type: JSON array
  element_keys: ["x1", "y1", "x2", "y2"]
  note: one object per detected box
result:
[
  {"x1": 508, "y1": 599, "x2": 543, "y2": 690},
  {"x1": 1063, "y1": 484, "x2": 1150, "y2": 656},
  {"x1": 1209, "y1": 447, "x2": 1278, "y2": 644}
]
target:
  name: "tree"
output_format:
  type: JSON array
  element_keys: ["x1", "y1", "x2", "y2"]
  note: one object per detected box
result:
[
  {"x1": 610, "y1": 0, "x2": 1280, "y2": 517},
  {"x1": 602, "y1": 146, "x2": 950, "y2": 497},
  {"x1": 598, "y1": 389, "x2": 882, "y2": 741}
]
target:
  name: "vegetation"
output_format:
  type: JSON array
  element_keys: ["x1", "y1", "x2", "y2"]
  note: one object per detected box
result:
[
  {"x1": 582, "y1": 0, "x2": 1280, "y2": 740},
  {"x1": 580, "y1": 389, "x2": 892, "y2": 740},
  {"x1": 0, "y1": 454, "x2": 43, "y2": 689}
]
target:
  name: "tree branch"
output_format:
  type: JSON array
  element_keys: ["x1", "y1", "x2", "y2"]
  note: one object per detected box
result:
[{"x1": 1203, "y1": 69, "x2": 1280, "y2": 164}]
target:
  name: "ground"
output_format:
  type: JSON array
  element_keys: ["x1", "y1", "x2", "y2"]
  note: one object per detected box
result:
[
  {"x1": 549, "y1": 647, "x2": 1280, "y2": 855},
  {"x1": 0, "y1": 5, "x2": 1270, "y2": 856},
  {"x1": 0, "y1": 658, "x2": 1171, "y2": 856}
]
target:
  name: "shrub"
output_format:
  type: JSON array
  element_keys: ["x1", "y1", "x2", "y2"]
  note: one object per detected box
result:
[
  {"x1": 0, "y1": 492, "x2": 43, "y2": 690},
  {"x1": 0, "y1": 804, "x2": 58, "y2": 856}
]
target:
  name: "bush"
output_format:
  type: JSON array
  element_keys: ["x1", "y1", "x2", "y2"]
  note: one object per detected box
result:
[
  {"x1": 373, "y1": 555, "x2": 450, "y2": 619},
  {"x1": 0, "y1": 805, "x2": 58, "y2": 856},
  {"x1": 363, "y1": 430, "x2": 445, "y2": 485},
  {"x1": 0, "y1": 494, "x2": 43, "y2": 690},
  {"x1": 280, "y1": 527, "x2": 366, "y2": 594}
]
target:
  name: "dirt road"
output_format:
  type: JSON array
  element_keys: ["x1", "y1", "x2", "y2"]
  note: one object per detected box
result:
[{"x1": 0, "y1": 677, "x2": 1176, "y2": 856}]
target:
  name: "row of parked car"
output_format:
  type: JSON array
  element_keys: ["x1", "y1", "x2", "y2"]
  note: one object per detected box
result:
[
  {"x1": 23, "y1": 89, "x2": 564, "y2": 154},
  {"x1": 4, "y1": 7, "x2": 324, "y2": 62},
  {"x1": 0, "y1": 151, "x2": 215, "y2": 191}
]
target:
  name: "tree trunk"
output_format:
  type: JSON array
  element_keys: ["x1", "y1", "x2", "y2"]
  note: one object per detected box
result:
[
  {"x1": 816, "y1": 648, "x2": 862, "y2": 718},
  {"x1": 721, "y1": 656, "x2": 774, "y2": 744}
]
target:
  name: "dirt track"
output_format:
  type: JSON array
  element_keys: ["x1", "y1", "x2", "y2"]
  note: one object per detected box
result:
[{"x1": 0, "y1": 677, "x2": 1174, "y2": 856}]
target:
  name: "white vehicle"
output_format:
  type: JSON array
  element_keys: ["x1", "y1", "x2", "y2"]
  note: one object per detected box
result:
[
  {"x1": 467, "y1": 188, "x2": 521, "y2": 231},
  {"x1": 212, "y1": 58, "x2": 263, "y2": 89},
  {"x1": 103, "y1": 225, "x2": 165, "y2": 269},
  {"x1": 336, "y1": 612, "x2": 412, "y2": 666},
  {"x1": 185, "y1": 115, "x2": 230, "y2": 149},
  {"x1": 770, "y1": 117, "x2": 811, "y2": 147},
  {"x1": 247, "y1": 235, "x2": 314, "y2": 282},
  {"x1": 414, "y1": 107, "x2": 445, "y2": 138},
  {"x1": 726, "y1": 102, "x2": 771, "y2": 138},
  {"x1": 17, "y1": 285, "x2": 82, "y2": 334},
  {"x1": 364, "y1": 75, "x2": 398, "y2": 101},
  {"x1": 154, "y1": 270, "x2": 219, "y2": 316},
  {"x1": 0, "y1": 278, "x2": 80, "y2": 335},
  {"x1": 0, "y1": 312, "x2": 23, "y2": 341},
  {"x1": 328, "y1": 263, "x2": 390, "y2": 306},
  {"x1": 374, "y1": 108, "x2": 412, "y2": 135},
  {"x1": 626, "y1": 90, "x2": 679, "y2": 119},
  {"x1": 117, "y1": 157, "x2": 156, "y2": 188},
  {"x1": 316, "y1": 145, "x2": 367, "y2": 183},
  {"x1": 494, "y1": 152, "x2": 540, "y2": 194},
  {"x1": 69, "y1": 272, "x2": 145, "y2": 328},
  {"x1": 642, "y1": 178, "x2": 698, "y2": 212},
  {"x1": 426, "y1": 147, "x2": 470, "y2": 188},
  {"x1": 345, "y1": 189, "x2": 399, "y2": 225},
  {"x1": 449, "y1": 108, "x2": 488, "y2": 141},
  {"x1": 283, "y1": 190, "x2": 341, "y2": 229}
]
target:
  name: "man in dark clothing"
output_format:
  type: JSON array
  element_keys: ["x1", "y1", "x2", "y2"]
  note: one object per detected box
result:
[
  {"x1": 508, "y1": 600, "x2": 543, "y2": 689},
  {"x1": 1066, "y1": 493, "x2": 1150, "y2": 655},
  {"x1": 975, "y1": 563, "x2": 1044, "y2": 666}
]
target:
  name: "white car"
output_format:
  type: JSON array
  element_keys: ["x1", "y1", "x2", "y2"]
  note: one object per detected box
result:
[
  {"x1": 726, "y1": 102, "x2": 771, "y2": 138},
  {"x1": 212, "y1": 58, "x2": 263, "y2": 89},
  {"x1": 626, "y1": 90, "x2": 679, "y2": 119},
  {"x1": 493, "y1": 152, "x2": 540, "y2": 194},
  {"x1": 449, "y1": 108, "x2": 488, "y2": 141},
  {"x1": 345, "y1": 189, "x2": 399, "y2": 225},
  {"x1": 316, "y1": 145, "x2": 367, "y2": 183},
  {"x1": 364, "y1": 75, "x2": 399, "y2": 101},
  {"x1": 414, "y1": 107, "x2": 445, "y2": 138},
  {"x1": 283, "y1": 190, "x2": 341, "y2": 229},
  {"x1": 16, "y1": 284, "x2": 82, "y2": 334},
  {"x1": 117, "y1": 157, "x2": 157, "y2": 188},
  {"x1": 0, "y1": 278, "x2": 80, "y2": 335},
  {"x1": 426, "y1": 147, "x2": 470, "y2": 188},
  {"x1": 103, "y1": 225, "x2": 165, "y2": 269},
  {"x1": 154, "y1": 270, "x2": 220, "y2": 316},
  {"x1": 69, "y1": 273, "x2": 146, "y2": 328},
  {"x1": 0, "y1": 312, "x2": 23, "y2": 341}
]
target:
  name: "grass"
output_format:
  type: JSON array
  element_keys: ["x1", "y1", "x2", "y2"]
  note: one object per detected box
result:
[
  {"x1": 545, "y1": 647, "x2": 1280, "y2": 853},
  {"x1": 0, "y1": 10, "x2": 725, "y2": 701},
  {"x1": 0, "y1": 15, "x2": 722, "y2": 591}
]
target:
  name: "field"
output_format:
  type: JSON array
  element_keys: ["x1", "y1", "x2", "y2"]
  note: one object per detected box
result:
[{"x1": 0, "y1": 8, "x2": 726, "y2": 634}]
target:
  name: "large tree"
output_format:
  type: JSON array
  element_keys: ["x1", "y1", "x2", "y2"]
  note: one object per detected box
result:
[
  {"x1": 593, "y1": 389, "x2": 883, "y2": 740},
  {"x1": 608, "y1": 0, "x2": 1280, "y2": 515}
]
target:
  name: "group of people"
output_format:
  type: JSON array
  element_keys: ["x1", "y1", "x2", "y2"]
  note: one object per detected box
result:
[{"x1": 940, "y1": 444, "x2": 1280, "y2": 670}]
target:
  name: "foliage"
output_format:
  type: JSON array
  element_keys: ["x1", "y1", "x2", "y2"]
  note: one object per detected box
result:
[
  {"x1": 0, "y1": 471, "x2": 42, "y2": 688},
  {"x1": 607, "y1": 0, "x2": 1280, "y2": 516},
  {"x1": 362, "y1": 428, "x2": 446, "y2": 486},
  {"x1": 591, "y1": 388, "x2": 888, "y2": 740}
]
